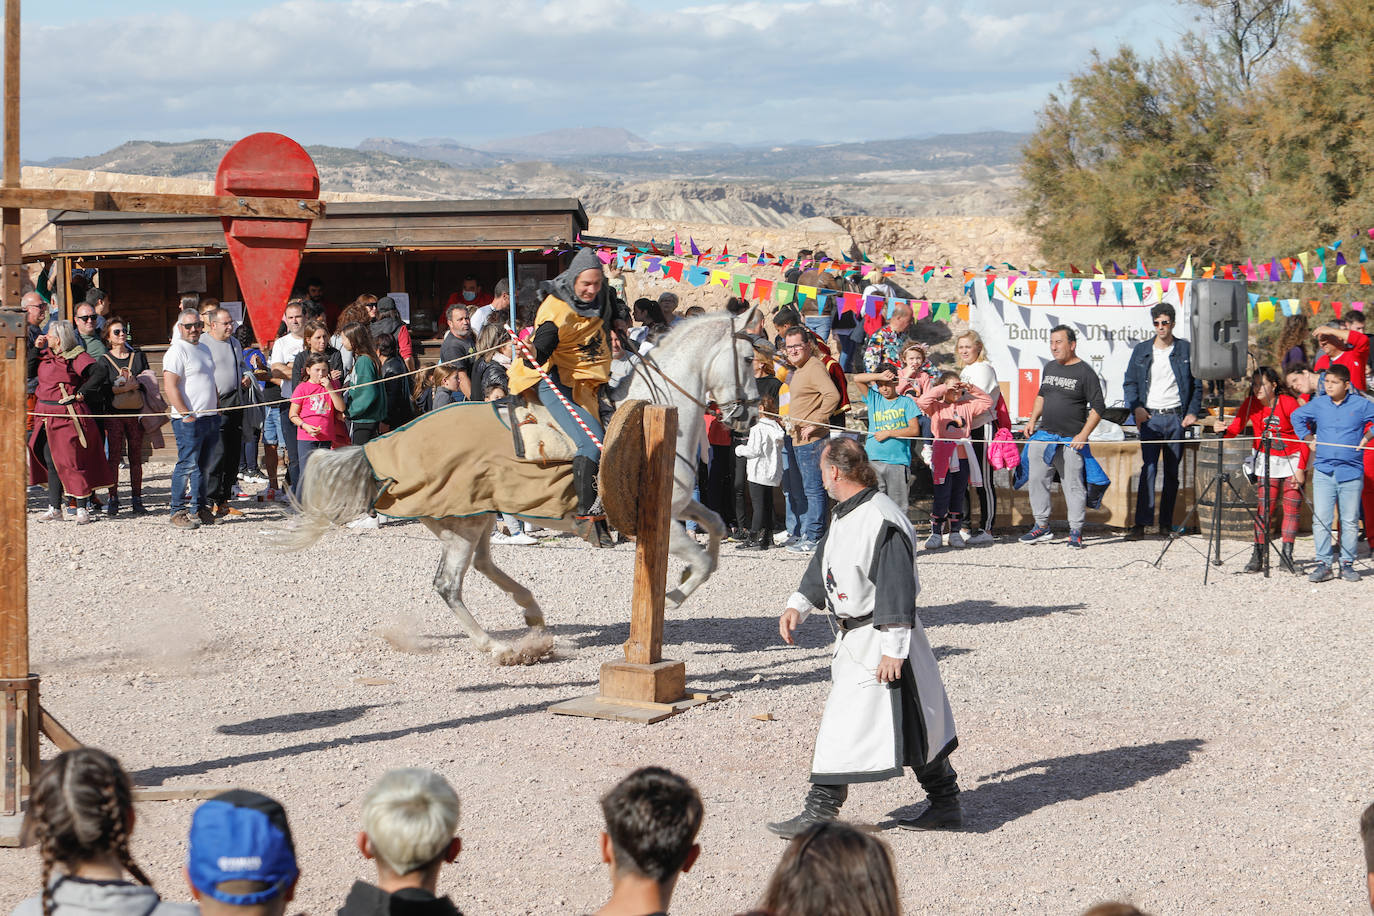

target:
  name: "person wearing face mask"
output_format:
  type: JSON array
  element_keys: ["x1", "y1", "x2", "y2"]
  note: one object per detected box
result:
[
  {"x1": 446, "y1": 275, "x2": 493, "y2": 310},
  {"x1": 507, "y1": 248, "x2": 615, "y2": 546}
]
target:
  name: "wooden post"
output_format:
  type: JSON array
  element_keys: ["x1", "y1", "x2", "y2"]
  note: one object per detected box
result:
[
  {"x1": 623, "y1": 404, "x2": 674, "y2": 665},
  {"x1": 0, "y1": 0, "x2": 36, "y2": 841},
  {"x1": 551, "y1": 405, "x2": 723, "y2": 723}
]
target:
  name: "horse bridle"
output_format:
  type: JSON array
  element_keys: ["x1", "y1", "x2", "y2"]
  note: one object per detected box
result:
[{"x1": 630, "y1": 318, "x2": 760, "y2": 426}]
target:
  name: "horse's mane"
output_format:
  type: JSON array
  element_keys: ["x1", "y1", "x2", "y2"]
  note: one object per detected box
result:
[{"x1": 611, "y1": 310, "x2": 741, "y2": 402}]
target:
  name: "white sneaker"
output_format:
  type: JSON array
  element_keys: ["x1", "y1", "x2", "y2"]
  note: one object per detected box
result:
[
  {"x1": 75, "y1": 507, "x2": 92, "y2": 526},
  {"x1": 776, "y1": 532, "x2": 797, "y2": 547},
  {"x1": 946, "y1": 528, "x2": 965, "y2": 548},
  {"x1": 347, "y1": 515, "x2": 380, "y2": 530},
  {"x1": 523, "y1": 524, "x2": 543, "y2": 535},
  {"x1": 490, "y1": 530, "x2": 514, "y2": 544},
  {"x1": 923, "y1": 531, "x2": 943, "y2": 550},
  {"x1": 506, "y1": 533, "x2": 539, "y2": 546},
  {"x1": 38, "y1": 506, "x2": 61, "y2": 521},
  {"x1": 966, "y1": 529, "x2": 995, "y2": 545}
]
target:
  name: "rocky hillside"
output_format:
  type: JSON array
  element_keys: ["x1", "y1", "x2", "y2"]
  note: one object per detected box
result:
[{"x1": 36, "y1": 131, "x2": 1027, "y2": 226}]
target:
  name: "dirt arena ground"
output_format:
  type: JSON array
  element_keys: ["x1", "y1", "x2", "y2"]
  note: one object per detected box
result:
[{"x1": 3, "y1": 462, "x2": 1372, "y2": 915}]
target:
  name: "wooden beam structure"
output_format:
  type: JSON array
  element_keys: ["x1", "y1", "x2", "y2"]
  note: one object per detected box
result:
[{"x1": 0, "y1": 188, "x2": 325, "y2": 220}]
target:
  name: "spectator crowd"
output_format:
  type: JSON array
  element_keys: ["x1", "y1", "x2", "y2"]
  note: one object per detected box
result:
[
  {"x1": 22, "y1": 746, "x2": 1364, "y2": 915},
  {"x1": 21, "y1": 259, "x2": 1374, "y2": 580}
]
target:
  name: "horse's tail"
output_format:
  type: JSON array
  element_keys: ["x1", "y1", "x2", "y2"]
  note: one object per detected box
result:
[{"x1": 272, "y1": 446, "x2": 378, "y2": 551}]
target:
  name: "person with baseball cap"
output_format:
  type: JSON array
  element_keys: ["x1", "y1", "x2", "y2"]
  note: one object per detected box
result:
[{"x1": 185, "y1": 790, "x2": 299, "y2": 916}]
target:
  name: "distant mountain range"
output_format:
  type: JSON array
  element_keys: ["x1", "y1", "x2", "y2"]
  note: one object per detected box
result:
[{"x1": 25, "y1": 128, "x2": 1029, "y2": 226}]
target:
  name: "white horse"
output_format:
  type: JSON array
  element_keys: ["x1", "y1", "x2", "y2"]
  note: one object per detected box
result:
[{"x1": 278, "y1": 309, "x2": 762, "y2": 664}]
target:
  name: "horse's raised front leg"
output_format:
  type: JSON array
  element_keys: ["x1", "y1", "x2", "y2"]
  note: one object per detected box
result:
[
  {"x1": 665, "y1": 500, "x2": 723, "y2": 607},
  {"x1": 473, "y1": 520, "x2": 554, "y2": 665},
  {"x1": 422, "y1": 517, "x2": 511, "y2": 659}
]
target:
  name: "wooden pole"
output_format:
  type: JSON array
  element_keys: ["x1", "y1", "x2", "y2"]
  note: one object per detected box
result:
[
  {"x1": 624, "y1": 404, "x2": 675, "y2": 665},
  {"x1": 0, "y1": 0, "x2": 37, "y2": 833}
]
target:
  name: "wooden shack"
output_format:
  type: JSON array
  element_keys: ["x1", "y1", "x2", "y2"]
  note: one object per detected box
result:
[{"x1": 40, "y1": 198, "x2": 587, "y2": 345}]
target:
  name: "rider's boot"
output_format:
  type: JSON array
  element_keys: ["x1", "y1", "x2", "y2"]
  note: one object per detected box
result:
[{"x1": 573, "y1": 455, "x2": 613, "y2": 548}]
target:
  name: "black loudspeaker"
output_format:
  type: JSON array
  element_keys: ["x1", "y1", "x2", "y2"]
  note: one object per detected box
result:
[{"x1": 1188, "y1": 279, "x2": 1249, "y2": 380}]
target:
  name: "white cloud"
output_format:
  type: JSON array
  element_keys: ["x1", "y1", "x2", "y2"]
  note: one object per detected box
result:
[{"x1": 20, "y1": 0, "x2": 1182, "y2": 159}]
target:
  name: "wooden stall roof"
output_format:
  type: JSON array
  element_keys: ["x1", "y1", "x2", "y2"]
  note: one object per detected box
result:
[{"x1": 45, "y1": 198, "x2": 589, "y2": 257}]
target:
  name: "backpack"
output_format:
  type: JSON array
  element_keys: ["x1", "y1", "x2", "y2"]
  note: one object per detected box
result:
[{"x1": 987, "y1": 427, "x2": 1021, "y2": 470}]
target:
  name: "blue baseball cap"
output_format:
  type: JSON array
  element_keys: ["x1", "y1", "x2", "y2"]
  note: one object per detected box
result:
[{"x1": 187, "y1": 790, "x2": 298, "y2": 906}]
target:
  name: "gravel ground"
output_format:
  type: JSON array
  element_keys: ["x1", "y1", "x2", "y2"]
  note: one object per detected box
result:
[{"x1": 3, "y1": 461, "x2": 1373, "y2": 916}]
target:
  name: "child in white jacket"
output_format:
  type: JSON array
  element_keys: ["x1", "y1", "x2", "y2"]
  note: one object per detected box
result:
[{"x1": 734, "y1": 393, "x2": 785, "y2": 551}]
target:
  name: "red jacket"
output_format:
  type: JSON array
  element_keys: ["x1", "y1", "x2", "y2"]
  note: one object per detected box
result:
[{"x1": 1223, "y1": 393, "x2": 1309, "y2": 469}]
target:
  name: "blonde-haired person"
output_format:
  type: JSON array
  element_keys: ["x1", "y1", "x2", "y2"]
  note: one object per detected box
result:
[
  {"x1": 340, "y1": 768, "x2": 464, "y2": 916},
  {"x1": 955, "y1": 329, "x2": 1001, "y2": 544}
]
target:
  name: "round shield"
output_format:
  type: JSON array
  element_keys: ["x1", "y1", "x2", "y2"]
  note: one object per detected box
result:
[{"x1": 599, "y1": 399, "x2": 648, "y2": 537}]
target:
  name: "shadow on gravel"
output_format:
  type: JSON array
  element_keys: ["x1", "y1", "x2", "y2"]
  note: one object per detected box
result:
[
  {"x1": 920, "y1": 600, "x2": 1086, "y2": 628},
  {"x1": 216, "y1": 704, "x2": 385, "y2": 736},
  {"x1": 881, "y1": 738, "x2": 1205, "y2": 834}
]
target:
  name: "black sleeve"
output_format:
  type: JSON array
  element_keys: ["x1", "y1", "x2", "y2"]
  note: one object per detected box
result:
[
  {"x1": 1082, "y1": 362, "x2": 1107, "y2": 417},
  {"x1": 77, "y1": 358, "x2": 109, "y2": 401},
  {"x1": 530, "y1": 321, "x2": 560, "y2": 366},
  {"x1": 291, "y1": 351, "x2": 305, "y2": 385},
  {"x1": 868, "y1": 523, "x2": 916, "y2": 629},
  {"x1": 132, "y1": 350, "x2": 149, "y2": 376},
  {"x1": 796, "y1": 530, "x2": 831, "y2": 610}
]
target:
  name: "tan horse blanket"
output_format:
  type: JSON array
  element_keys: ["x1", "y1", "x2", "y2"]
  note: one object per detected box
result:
[{"x1": 364, "y1": 402, "x2": 576, "y2": 521}]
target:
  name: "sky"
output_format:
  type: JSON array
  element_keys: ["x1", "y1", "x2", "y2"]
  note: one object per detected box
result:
[{"x1": 21, "y1": 0, "x2": 1191, "y2": 161}]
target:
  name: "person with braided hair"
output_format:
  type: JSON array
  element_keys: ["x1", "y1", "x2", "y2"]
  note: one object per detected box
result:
[{"x1": 14, "y1": 747, "x2": 196, "y2": 916}]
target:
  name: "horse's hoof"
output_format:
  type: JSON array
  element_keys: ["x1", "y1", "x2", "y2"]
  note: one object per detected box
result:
[
  {"x1": 524, "y1": 615, "x2": 547, "y2": 629},
  {"x1": 491, "y1": 630, "x2": 554, "y2": 666},
  {"x1": 665, "y1": 588, "x2": 686, "y2": 608}
]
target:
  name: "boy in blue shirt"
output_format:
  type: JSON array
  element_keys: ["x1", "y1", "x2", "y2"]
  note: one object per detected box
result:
[
  {"x1": 1290, "y1": 364, "x2": 1374, "y2": 581},
  {"x1": 861, "y1": 362, "x2": 923, "y2": 515}
]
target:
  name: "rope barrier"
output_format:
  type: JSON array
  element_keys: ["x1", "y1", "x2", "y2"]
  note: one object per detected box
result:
[{"x1": 26, "y1": 337, "x2": 515, "y2": 422}]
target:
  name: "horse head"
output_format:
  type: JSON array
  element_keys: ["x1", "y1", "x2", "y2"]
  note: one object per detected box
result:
[{"x1": 703, "y1": 307, "x2": 762, "y2": 434}]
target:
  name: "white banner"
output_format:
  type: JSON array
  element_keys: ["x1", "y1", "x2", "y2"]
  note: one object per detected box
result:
[{"x1": 970, "y1": 275, "x2": 1193, "y2": 421}]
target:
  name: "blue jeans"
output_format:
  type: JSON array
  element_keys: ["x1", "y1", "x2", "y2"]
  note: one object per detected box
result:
[
  {"x1": 535, "y1": 378, "x2": 602, "y2": 461},
  {"x1": 1312, "y1": 470, "x2": 1363, "y2": 566},
  {"x1": 295, "y1": 439, "x2": 332, "y2": 498},
  {"x1": 782, "y1": 437, "x2": 800, "y2": 537},
  {"x1": 1135, "y1": 411, "x2": 1184, "y2": 527},
  {"x1": 792, "y1": 438, "x2": 827, "y2": 542},
  {"x1": 170, "y1": 415, "x2": 221, "y2": 514},
  {"x1": 804, "y1": 315, "x2": 833, "y2": 345}
]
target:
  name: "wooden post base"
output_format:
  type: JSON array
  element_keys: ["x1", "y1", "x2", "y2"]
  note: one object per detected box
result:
[
  {"x1": 550, "y1": 659, "x2": 728, "y2": 724},
  {"x1": 1, "y1": 674, "x2": 39, "y2": 846}
]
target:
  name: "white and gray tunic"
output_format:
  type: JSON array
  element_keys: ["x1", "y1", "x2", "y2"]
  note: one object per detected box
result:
[{"x1": 786, "y1": 487, "x2": 958, "y2": 785}]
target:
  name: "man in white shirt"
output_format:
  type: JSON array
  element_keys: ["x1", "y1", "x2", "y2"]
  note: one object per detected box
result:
[
  {"x1": 269, "y1": 301, "x2": 307, "y2": 492},
  {"x1": 469, "y1": 278, "x2": 509, "y2": 341},
  {"x1": 163, "y1": 308, "x2": 220, "y2": 530},
  {"x1": 1122, "y1": 302, "x2": 1201, "y2": 539},
  {"x1": 203, "y1": 308, "x2": 251, "y2": 516}
]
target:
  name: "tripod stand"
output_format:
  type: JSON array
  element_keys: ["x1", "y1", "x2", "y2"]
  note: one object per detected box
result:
[{"x1": 1153, "y1": 391, "x2": 1279, "y2": 583}]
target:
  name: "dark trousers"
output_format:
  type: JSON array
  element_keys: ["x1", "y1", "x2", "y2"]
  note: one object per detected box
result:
[
  {"x1": 732, "y1": 436, "x2": 749, "y2": 531},
  {"x1": 277, "y1": 404, "x2": 300, "y2": 488},
  {"x1": 706, "y1": 443, "x2": 735, "y2": 526},
  {"x1": 748, "y1": 481, "x2": 777, "y2": 536},
  {"x1": 810, "y1": 756, "x2": 959, "y2": 807},
  {"x1": 208, "y1": 391, "x2": 243, "y2": 505},
  {"x1": 1135, "y1": 411, "x2": 1184, "y2": 528},
  {"x1": 350, "y1": 422, "x2": 378, "y2": 447},
  {"x1": 932, "y1": 462, "x2": 970, "y2": 522}
]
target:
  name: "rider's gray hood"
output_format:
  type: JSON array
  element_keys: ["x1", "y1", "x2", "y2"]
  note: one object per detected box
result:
[{"x1": 546, "y1": 248, "x2": 611, "y2": 318}]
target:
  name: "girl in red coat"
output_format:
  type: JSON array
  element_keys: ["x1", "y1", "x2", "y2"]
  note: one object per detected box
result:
[
  {"x1": 1218, "y1": 366, "x2": 1309, "y2": 573},
  {"x1": 27, "y1": 320, "x2": 115, "y2": 524}
]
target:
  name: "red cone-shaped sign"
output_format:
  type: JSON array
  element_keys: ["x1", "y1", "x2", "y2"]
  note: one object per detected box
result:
[{"x1": 215, "y1": 133, "x2": 320, "y2": 349}]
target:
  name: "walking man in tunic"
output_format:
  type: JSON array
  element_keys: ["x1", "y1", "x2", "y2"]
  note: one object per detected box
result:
[{"x1": 766, "y1": 437, "x2": 961, "y2": 838}]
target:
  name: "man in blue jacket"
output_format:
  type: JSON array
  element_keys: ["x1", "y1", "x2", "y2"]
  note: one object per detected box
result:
[
  {"x1": 1122, "y1": 303, "x2": 1202, "y2": 539},
  {"x1": 1290, "y1": 364, "x2": 1374, "y2": 582}
]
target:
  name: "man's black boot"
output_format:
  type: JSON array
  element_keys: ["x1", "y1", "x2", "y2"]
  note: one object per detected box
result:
[
  {"x1": 572, "y1": 455, "x2": 612, "y2": 547},
  {"x1": 766, "y1": 783, "x2": 847, "y2": 838},
  {"x1": 1243, "y1": 544, "x2": 1264, "y2": 573},
  {"x1": 1279, "y1": 541, "x2": 1297, "y2": 574},
  {"x1": 897, "y1": 796, "x2": 963, "y2": 831}
]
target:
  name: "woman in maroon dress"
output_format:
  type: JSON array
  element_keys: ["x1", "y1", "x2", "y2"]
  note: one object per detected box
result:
[{"x1": 28, "y1": 319, "x2": 115, "y2": 524}]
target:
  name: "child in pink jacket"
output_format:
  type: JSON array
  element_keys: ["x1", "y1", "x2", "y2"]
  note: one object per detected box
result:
[{"x1": 916, "y1": 370, "x2": 993, "y2": 549}]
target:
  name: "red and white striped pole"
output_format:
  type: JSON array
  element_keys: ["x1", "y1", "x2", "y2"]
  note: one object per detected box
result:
[{"x1": 506, "y1": 326, "x2": 604, "y2": 451}]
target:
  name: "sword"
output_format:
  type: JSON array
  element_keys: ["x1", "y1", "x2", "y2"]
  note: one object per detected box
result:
[{"x1": 57, "y1": 383, "x2": 88, "y2": 449}]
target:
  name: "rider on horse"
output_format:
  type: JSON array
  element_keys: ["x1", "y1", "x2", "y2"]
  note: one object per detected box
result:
[{"x1": 507, "y1": 248, "x2": 616, "y2": 546}]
